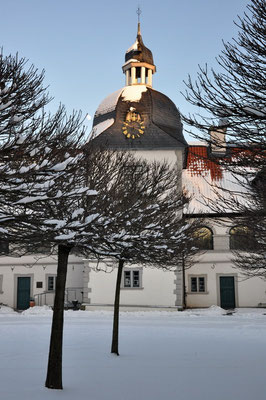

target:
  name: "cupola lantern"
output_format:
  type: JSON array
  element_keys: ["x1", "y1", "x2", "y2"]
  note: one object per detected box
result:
[{"x1": 122, "y1": 22, "x2": 156, "y2": 87}]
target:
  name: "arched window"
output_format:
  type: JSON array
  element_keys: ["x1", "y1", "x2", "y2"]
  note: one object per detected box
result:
[
  {"x1": 193, "y1": 226, "x2": 213, "y2": 250},
  {"x1": 229, "y1": 226, "x2": 255, "y2": 250}
]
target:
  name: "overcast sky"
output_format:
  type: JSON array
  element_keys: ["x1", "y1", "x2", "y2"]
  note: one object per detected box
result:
[{"x1": 1, "y1": 0, "x2": 249, "y2": 137}]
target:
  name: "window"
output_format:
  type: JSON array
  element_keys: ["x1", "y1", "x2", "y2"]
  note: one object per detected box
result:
[
  {"x1": 189, "y1": 276, "x2": 206, "y2": 293},
  {"x1": 124, "y1": 271, "x2": 131, "y2": 287},
  {"x1": 229, "y1": 226, "x2": 255, "y2": 250},
  {"x1": 0, "y1": 275, "x2": 3, "y2": 293},
  {"x1": 36, "y1": 281, "x2": 43, "y2": 289},
  {"x1": 193, "y1": 227, "x2": 213, "y2": 250},
  {"x1": 0, "y1": 240, "x2": 9, "y2": 255},
  {"x1": 27, "y1": 244, "x2": 51, "y2": 254},
  {"x1": 122, "y1": 269, "x2": 142, "y2": 289},
  {"x1": 47, "y1": 276, "x2": 56, "y2": 291}
]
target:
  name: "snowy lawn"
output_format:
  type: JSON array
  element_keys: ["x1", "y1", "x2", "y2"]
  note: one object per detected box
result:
[{"x1": 1, "y1": 306, "x2": 266, "y2": 400}]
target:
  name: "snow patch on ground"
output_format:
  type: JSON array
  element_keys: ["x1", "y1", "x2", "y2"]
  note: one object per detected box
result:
[
  {"x1": 1, "y1": 308, "x2": 266, "y2": 400},
  {"x1": 21, "y1": 305, "x2": 53, "y2": 316},
  {"x1": 0, "y1": 305, "x2": 16, "y2": 314},
  {"x1": 186, "y1": 305, "x2": 227, "y2": 316}
]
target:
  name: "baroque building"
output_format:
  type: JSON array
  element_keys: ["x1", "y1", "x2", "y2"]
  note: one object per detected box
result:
[
  {"x1": 83, "y1": 23, "x2": 188, "y2": 310},
  {"x1": 82, "y1": 22, "x2": 266, "y2": 310},
  {"x1": 0, "y1": 23, "x2": 265, "y2": 311}
]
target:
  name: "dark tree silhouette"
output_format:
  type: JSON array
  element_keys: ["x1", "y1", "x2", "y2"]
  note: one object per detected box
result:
[
  {"x1": 78, "y1": 157, "x2": 201, "y2": 356},
  {"x1": 182, "y1": 0, "x2": 266, "y2": 273}
]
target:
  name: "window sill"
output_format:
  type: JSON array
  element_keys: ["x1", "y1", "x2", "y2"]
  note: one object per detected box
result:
[
  {"x1": 187, "y1": 291, "x2": 209, "y2": 295},
  {"x1": 121, "y1": 287, "x2": 144, "y2": 290}
]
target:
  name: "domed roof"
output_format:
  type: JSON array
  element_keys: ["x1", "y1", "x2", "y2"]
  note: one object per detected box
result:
[
  {"x1": 125, "y1": 23, "x2": 154, "y2": 65},
  {"x1": 90, "y1": 85, "x2": 187, "y2": 150}
]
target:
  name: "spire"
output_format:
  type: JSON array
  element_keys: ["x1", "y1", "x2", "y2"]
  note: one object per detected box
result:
[
  {"x1": 137, "y1": 6, "x2": 141, "y2": 37},
  {"x1": 137, "y1": 22, "x2": 141, "y2": 37},
  {"x1": 122, "y1": 8, "x2": 156, "y2": 87}
]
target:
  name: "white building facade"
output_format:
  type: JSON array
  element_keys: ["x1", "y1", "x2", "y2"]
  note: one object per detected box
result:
[
  {"x1": 185, "y1": 221, "x2": 266, "y2": 309},
  {"x1": 1, "y1": 23, "x2": 264, "y2": 311},
  {"x1": 0, "y1": 252, "x2": 85, "y2": 310}
]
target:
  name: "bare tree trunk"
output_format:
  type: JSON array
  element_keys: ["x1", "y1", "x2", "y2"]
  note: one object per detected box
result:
[
  {"x1": 111, "y1": 259, "x2": 124, "y2": 356},
  {"x1": 182, "y1": 255, "x2": 187, "y2": 309},
  {"x1": 45, "y1": 244, "x2": 71, "y2": 390}
]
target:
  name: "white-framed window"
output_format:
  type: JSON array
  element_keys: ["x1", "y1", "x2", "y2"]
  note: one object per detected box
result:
[
  {"x1": 122, "y1": 268, "x2": 143, "y2": 289},
  {"x1": 47, "y1": 275, "x2": 56, "y2": 291},
  {"x1": 189, "y1": 275, "x2": 207, "y2": 293}
]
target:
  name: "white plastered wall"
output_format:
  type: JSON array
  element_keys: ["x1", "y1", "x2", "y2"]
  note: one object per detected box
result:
[
  {"x1": 186, "y1": 259, "x2": 266, "y2": 308},
  {"x1": 0, "y1": 253, "x2": 84, "y2": 308},
  {"x1": 185, "y1": 220, "x2": 266, "y2": 308},
  {"x1": 82, "y1": 148, "x2": 185, "y2": 310},
  {"x1": 85, "y1": 261, "x2": 178, "y2": 309},
  {"x1": 133, "y1": 149, "x2": 184, "y2": 170}
]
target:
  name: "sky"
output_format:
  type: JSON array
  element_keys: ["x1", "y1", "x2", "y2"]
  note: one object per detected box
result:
[{"x1": 0, "y1": 0, "x2": 250, "y2": 138}]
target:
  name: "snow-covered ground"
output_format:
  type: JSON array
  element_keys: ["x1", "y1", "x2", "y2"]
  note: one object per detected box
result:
[{"x1": 1, "y1": 305, "x2": 266, "y2": 400}]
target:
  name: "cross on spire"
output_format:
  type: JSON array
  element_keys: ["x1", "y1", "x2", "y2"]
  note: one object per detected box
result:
[{"x1": 137, "y1": 6, "x2": 142, "y2": 23}]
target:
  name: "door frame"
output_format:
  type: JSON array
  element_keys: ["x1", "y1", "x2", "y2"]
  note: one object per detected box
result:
[
  {"x1": 216, "y1": 273, "x2": 238, "y2": 308},
  {"x1": 14, "y1": 274, "x2": 34, "y2": 310}
]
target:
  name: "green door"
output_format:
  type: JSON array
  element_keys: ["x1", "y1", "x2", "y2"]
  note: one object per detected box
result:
[
  {"x1": 220, "y1": 276, "x2": 235, "y2": 309},
  {"x1": 17, "y1": 277, "x2": 31, "y2": 310}
]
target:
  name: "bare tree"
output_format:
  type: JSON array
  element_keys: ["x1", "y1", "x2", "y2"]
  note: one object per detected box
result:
[
  {"x1": 226, "y1": 167, "x2": 265, "y2": 276},
  {"x1": 78, "y1": 157, "x2": 201, "y2": 356},
  {"x1": 182, "y1": 0, "x2": 266, "y2": 272},
  {"x1": 0, "y1": 51, "x2": 199, "y2": 388},
  {"x1": 0, "y1": 51, "x2": 86, "y2": 233},
  {"x1": 0, "y1": 51, "x2": 91, "y2": 390}
]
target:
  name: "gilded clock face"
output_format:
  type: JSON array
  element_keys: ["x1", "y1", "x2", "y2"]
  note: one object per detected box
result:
[{"x1": 122, "y1": 111, "x2": 145, "y2": 139}]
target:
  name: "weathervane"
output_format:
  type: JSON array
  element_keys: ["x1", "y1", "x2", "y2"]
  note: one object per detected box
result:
[{"x1": 137, "y1": 6, "x2": 142, "y2": 23}]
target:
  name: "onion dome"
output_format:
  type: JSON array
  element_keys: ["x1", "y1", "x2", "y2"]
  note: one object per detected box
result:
[{"x1": 125, "y1": 23, "x2": 154, "y2": 65}]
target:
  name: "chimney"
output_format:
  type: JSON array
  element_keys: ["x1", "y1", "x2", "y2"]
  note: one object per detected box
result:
[{"x1": 210, "y1": 118, "x2": 227, "y2": 155}]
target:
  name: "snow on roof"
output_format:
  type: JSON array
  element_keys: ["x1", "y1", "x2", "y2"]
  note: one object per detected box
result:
[
  {"x1": 95, "y1": 88, "x2": 124, "y2": 117},
  {"x1": 94, "y1": 85, "x2": 148, "y2": 120},
  {"x1": 121, "y1": 85, "x2": 147, "y2": 102},
  {"x1": 91, "y1": 118, "x2": 114, "y2": 138},
  {"x1": 183, "y1": 145, "x2": 253, "y2": 214},
  {"x1": 183, "y1": 169, "x2": 250, "y2": 214},
  {"x1": 122, "y1": 58, "x2": 139, "y2": 67},
  {"x1": 126, "y1": 39, "x2": 139, "y2": 53},
  {"x1": 187, "y1": 141, "x2": 208, "y2": 146},
  {"x1": 186, "y1": 146, "x2": 223, "y2": 181}
]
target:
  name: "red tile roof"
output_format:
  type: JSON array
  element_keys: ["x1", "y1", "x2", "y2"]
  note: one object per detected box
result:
[{"x1": 186, "y1": 146, "x2": 223, "y2": 181}]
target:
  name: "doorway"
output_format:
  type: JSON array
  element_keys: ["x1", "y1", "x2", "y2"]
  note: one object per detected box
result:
[
  {"x1": 220, "y1": 276, "x2": 236, "y2": 309},
  {"x1": 17, "y1": 277, "x2": 31, "y2": 310}
]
